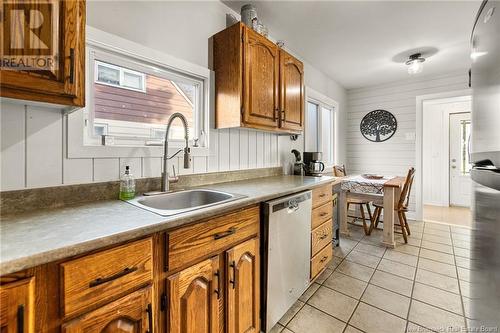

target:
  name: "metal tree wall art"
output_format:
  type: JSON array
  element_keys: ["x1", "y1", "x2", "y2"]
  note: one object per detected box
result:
[{"x1": 360, "y1": 110, "x2": 397, "y2": 142}]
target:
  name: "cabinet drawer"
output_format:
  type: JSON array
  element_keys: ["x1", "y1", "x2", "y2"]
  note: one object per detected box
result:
[
  {"x1": 311, "y1": 221, "x2": 333, "y2": 257},
  {"x1": 61, "y1": 238, "x2": 153, "y2": 317},
  {"x1": 168, "y1": 205, "x2": 259, "y2": 271},
  {"x1": 312, "y1": 184, "x2": 332, "y2": 208},
  {"x1": 311, "y1": 243, "x2": 332, "y2": 280},
  {"x1": 311, "y1": 201, "x2": 332, "y2": 230}
]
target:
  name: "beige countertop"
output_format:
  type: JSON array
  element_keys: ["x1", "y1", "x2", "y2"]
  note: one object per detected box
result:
[{"x1": 0, "y1": 175, "x2": 339, "y2": 275}]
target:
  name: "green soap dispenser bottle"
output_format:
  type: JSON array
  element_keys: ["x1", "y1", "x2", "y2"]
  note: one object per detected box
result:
[{"x1": 119, "y1": 165, "x2": 136, "y2": 200}]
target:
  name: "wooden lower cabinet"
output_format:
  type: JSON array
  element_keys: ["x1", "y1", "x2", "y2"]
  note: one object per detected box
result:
[
  {"x1": 0, "y1": 205, "x2": 261, "y2": 333},
  {"x1": 310, "y1": 184, "x2": 334, "y2": 281},
  {"x1": 167, "y1": 256, "x2": 220, "y2": 333},
  {"x1": 62, "y1": 286, "x2": 153, "y2": 333},
  {"x1": 0, "y1": 278, "x2": 35, "y2": 333},
  {"x1": 226, "y1": 238, "x2": 260, "y2": 333},
  {"x1": 166, "y1": 237, "x2": 260, "y2": 333}
]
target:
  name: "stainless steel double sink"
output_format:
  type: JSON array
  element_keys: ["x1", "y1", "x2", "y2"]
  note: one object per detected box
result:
[{"x1": 126, "y1": 189, "x2": 246, "y2": 216}]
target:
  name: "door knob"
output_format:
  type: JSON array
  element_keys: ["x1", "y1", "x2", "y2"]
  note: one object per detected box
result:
[
  {"x1": 451, "y1": 165, "x2": 457, "y2": 169},
  {"x1": 451, "y1": 158, "x2": 456, "y2": 162}
]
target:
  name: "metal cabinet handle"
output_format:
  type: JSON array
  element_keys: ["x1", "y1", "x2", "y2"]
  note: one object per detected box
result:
[
  {"x1": 69, "y1": 48, "x2": 75, "y2": 84},
  {"x1": 320, "y1": 233, "x2": 328, "y2": 240},
  {"x1": 17, "y1": 305, "x2": 24, "y2": 333},
  {"x1": 89, "y1": 267, "x2": 138, "y2": 288},
  {"x1": 274, "y1": 108, "x2": 280, "y2": 120},
  {"x1": 319, "y1": 212, "x2": 328, "y2": 217},
  {"x1": 214, "y1": 227, "x2": 237, "y2": 240},
  {"x1": 319, "y1": 193, "x2": 327, "y2": 198},
  {"x1": 146, "y1": 303, "x2": 153, "y2": 333},
  {"x1": 281, "y1": 110, "x2": 286, "y2": 122},
  {"x1": 214, "y1": 269, "x2": 221, "y2": 299},
  {"x1": 229, "y1": 261, "x2": 236, "y2": 289},
  {"x1": 320, "y1": 256, "x2": 329, "y2": 263}
]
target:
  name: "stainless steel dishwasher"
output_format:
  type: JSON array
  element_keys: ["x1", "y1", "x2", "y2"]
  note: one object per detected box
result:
[{"x1": 261, "y1": 191, "x2": 312, "y2": 332}]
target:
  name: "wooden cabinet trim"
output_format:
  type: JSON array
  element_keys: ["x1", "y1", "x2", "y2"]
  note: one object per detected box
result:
[
  {"x1": 167, "y1": 256, "x2": 220, "y2": 333},
  {"x1": 311, "y1": 221, "x2": 333, "y2": 257},
  {"x1": 311, "y1": 201, "x2": 333, "y2": 230},
  {"x1": 242, "y1": 27, "x2": 280, "y2": 130},
  {"x1": 167, "y1": 205, "x2": 259, "y2": 271},
  {"x1": 312, "y1": 184, "x2": 333, "y2": 208},
  {"x1": 0, "y1": 0, "x2": 85, "y2": 107},
  {"x1": 310, "y1": 243, "x2": 333, "y2": 281},
  {"x1": 60, "y1": 237, "x2": 153, "y2": 318},
  {"x1": 279, "y1": 50, "x2": 304, "y2": 132},
  {"x1": 62, "y1": 286, "x2": 152, "y2": 333},
  {"x1": 0, "y1": 278, "x2": 35, "y2": 333},
  {"x1": 226, "y1": 237, "x2": 260, "y2": 333}
]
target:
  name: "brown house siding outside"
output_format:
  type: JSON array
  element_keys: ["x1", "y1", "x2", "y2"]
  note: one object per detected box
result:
[{"x1": 94, "y1": 74, "x2": 194, "y2": 127}]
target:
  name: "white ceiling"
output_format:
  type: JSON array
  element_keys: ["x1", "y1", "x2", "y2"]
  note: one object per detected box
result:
[{"x1": 223, "y1": 1, "x2": 481, "y2": 89}]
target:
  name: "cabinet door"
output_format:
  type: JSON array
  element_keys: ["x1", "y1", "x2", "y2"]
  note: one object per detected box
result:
[
  {"x1": 243, "y1": 27, "x2": 280, "y2": 130},
  {"x1": 167, "y1": 256, "x2": 220, "y2": 333},
  {"x1": 0, "y1": 0, "x2": 85, "y2": 106},
  {"x1": 0, "y1": 278, "x2": 35, "y2": 333},
  {"x1": 62, "y1": 286, "x2": 153, "y2": 333},
  {"x1": 279, "y1": 51, "x2": 304, "y2": 132},
  {"x1": 226, "y1": 238, "x2": 259, "y2": 333}
]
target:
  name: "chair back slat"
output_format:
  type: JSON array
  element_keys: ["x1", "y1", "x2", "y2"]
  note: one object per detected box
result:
[
  {"x1": 398, "y1": 167, "x2": 415, "y2": 209},
  {"x1": 333, "y1": 165, "x2": 347, "y2": 177}
]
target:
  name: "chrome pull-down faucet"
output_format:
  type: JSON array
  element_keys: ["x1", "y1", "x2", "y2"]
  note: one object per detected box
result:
[{"x1": 160, "y1": 112, "x2": 191, "y2": 192}]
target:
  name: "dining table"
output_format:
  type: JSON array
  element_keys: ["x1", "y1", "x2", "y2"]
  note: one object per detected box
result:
[{"x1": 338, "y1": 174, "x2": 406, "y2": 248}]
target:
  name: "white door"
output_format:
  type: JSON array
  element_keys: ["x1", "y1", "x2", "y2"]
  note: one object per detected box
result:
[{"x1": 449, "y1": 112, "x2": 472, "y2": 207}]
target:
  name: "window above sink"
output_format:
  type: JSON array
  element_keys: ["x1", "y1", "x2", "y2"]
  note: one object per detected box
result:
[{"x1": 67, "y1": 27, "x2": 211, "y2": 159}]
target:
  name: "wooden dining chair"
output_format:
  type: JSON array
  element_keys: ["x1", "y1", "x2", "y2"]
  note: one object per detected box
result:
[
  {"x1": 333, "y1": 165, "x2": 347, "y2": 177},
  {"x1": 369, "y1": 167, "x2": 415, "y2": 243},
  {"x1": 333, "y1": 165, "x2": 373, "y2": 235}
]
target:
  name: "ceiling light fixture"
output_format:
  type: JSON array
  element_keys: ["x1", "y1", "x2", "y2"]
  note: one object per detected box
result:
[
  {"x1": 406, "y1": 53, "x2": 425, "y2": 75},
  {"x1": 470, "y1": 49, "x2": 488, "y2": 60}
]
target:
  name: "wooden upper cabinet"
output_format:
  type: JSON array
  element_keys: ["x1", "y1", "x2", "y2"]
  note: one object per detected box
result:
[
  {"x1": 0, "y1": 278, "x2": 35, "y2": 333},
  {"x1": 242, "y1": 28, "x2": 280, "y2": 130},
  {"x1": 213, "y1": 23, "x2": 304, "y2": 134},
  {"x1": 279, "y1": 50, "x2": 304, "y2": 132},
  {"x1": 0, "y1": 0, "x2": 85, "y2": 107},
  {"x1": 226, "y1": 238, "x2": 260, "y2": 333},
  {"x1": 62, "y1": 286, "x2": 153, "y2": 333},
  {"x1": 167, "y1": 256, "x2": 220, "y2": 333}
]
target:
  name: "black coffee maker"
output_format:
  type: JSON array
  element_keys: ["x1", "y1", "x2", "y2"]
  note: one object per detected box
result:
[
  {"x1": 303, "y1": 152, "x2": 325, "y2": 177},
  {"x1": 291, "y1": 149, "x2": 305, "y2": 176}
]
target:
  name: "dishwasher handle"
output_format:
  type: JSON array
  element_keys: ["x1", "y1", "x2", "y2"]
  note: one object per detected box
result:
[{"x1": 269, "y1": 191, "x2": 311, "y2": 213}]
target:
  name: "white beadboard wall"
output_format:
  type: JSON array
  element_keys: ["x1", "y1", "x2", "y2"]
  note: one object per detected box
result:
[
  {"x1": 346, "y1": 71, "x2": 469, "y2": 212},
  {"x1": 0, "y1": 101, "x2": 281, "y2": 191}
]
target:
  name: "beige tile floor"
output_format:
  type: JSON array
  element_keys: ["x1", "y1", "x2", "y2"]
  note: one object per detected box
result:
[{"x1": 270, "y1": 220, "x2": 474, "y2": 333}]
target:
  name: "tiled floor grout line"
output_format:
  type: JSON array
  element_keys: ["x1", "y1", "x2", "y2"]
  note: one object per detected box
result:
[
  {"x1": 277, "y1": 221, "x2": 472, "y2": 333},
  {"x1": 342, "y1": 237, "x2": 388, "y2": 333},
  {"x1": 405, "y1": 228, "x2": 422, "y2": 333},
  {"x1": 282, "y1": 237, "x2": 360, "y2": 333},
  {"x1": 449, "y1": 225, "x2": 469, "y2": 330}
]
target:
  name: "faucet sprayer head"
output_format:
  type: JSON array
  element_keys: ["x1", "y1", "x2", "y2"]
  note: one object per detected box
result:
[{"x1": 183, "y1": 147, "x2": 191, "y2": 169}]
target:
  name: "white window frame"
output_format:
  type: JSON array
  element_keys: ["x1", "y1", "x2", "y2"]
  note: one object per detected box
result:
[
  {"x1": 95, "y1": 60, "x2": 146, "y2": 93},
  {"x1": 304, "y1": 87, "x2": 339, "y2": 168},
  {"x1": 67, "y1": 26, "x2": 212, "y2": 159}
]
